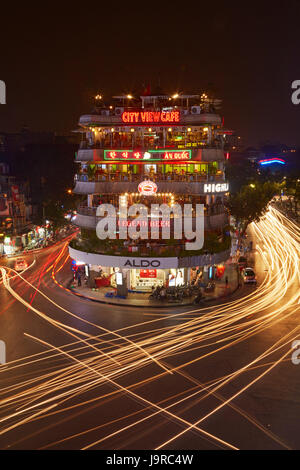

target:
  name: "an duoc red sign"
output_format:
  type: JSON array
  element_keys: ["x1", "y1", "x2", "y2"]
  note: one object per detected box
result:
[
  {"x1": 140, "y1": 269, "x2": 157, "y2": 278},
  {"x1": 104, "y1": 150, "x2": 191, "y2": 161},
  {"x1": 122, "y1": 111, "x2": 180, "y2": 124},
  {"x1": 163, "y1": 151, "x2": 190, "y2": 160}
]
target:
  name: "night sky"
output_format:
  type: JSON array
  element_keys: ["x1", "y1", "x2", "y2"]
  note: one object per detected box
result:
[{"x1": 1, "y1": 2, "x2": 300, "y2": 146}]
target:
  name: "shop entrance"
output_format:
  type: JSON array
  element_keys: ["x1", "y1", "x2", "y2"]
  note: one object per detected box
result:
[{"x1": 131, "y1": 269, "x2": 165, "y2": 291}]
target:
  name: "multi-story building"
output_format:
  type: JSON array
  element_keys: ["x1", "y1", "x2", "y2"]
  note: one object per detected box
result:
[
  {"x1": 0, "y1": 162, "x2": 35, "y2": 254},
  {"x1": 0, "y1": 163, "x2": 29, "y2": 233},
  {"x1": 69, "y1": 93, "x2": 231, "y2": 293}
]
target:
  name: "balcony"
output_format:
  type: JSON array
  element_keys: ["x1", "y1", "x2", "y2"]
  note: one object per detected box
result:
[
  {"x1": 75, "y1": 171, "x2": 224, "y2": 183},
  {"x1": 76, "y1": 146, "x2": 225, "y2": 162},
  {"x1": 73, "y1": 173, "x2": 228, "y2": 196},
  {"x1": 68, "y1": 241, "x2": 231, "y2": 269},
  {"x1": 73, "y1": 205, "x2": 228, "y2": 231},
  {"x1": 79, "y1": 112, "x2": 222, "y2": 127}
]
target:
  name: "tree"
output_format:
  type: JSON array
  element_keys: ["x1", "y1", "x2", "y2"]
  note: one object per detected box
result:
[
  {"x1": 226, "y1": 181, "x2": 279, "y2": 234},
  {"x1": 44, "y1": 200, "x2": 66, "y2": 231},
  {"x1": 225, "y1": 160, "x2": 259, "y2": 193},
  {"x1": 284, "y1": 172, "x2": 300, "y2": 215}
]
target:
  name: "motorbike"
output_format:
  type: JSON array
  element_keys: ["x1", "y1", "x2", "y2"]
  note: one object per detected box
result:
[{"x1": 193, "y1": 291, "x2": 204, "y2": 305}]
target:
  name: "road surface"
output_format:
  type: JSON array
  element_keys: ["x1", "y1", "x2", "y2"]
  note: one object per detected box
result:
[{"x1": 0, "y1": 206, "x2": 299, "y2": 450}]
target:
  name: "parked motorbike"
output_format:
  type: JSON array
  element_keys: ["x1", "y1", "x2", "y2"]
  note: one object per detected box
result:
[
  {"x1": 204, "y1": 282, "x2": 215, "y2": 293},
  {"x1": 193, "y1": 291, "x2": 204, "y2": 305}
]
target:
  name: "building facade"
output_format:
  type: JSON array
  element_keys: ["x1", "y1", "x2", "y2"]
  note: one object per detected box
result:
[{"x1": 69, "y1": 93, "x2": 231, "y2": 292}]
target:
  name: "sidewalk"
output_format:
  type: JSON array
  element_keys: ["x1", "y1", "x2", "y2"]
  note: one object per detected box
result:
[
  {"x1": 3, "y1": 227, "x2": 78, "y2": 259},
  {"x1": 69, "y1": 264, "x2": 240, "y2": 308}
]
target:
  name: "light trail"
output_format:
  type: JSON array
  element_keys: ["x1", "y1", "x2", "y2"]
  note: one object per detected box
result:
[{"x1": 0, "y1": 206, "x2": 299, "y2": 449}]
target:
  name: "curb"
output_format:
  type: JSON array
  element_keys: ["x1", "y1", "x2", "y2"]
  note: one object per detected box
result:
[{"x1": 66, "y1": 279, "x2": 241, "y2": 309}]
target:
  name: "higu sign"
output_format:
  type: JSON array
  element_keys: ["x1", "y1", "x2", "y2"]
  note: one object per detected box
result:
[
  {"x1": 204, "y1": 182, "x2": 229, "y2": 193},
  {"x1": 122, "y1": 110, "x2": 180, "y2": 124}
]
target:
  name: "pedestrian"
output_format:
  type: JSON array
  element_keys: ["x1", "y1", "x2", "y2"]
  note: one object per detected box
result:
[
  {"x1": 225, "y1": 276, "x2": 228, "y2": 288},
  {"x1": 77, "y1": 274, "x2": 82, "y2": 287}
]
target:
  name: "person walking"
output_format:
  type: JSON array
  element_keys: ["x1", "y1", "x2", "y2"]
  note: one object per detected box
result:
[
  {"x1": 77, "y1": 274, "x2": 82, "y2": 287},
  {"x1": 225, "y1": 276, "x2": 229, "y2": 288}
]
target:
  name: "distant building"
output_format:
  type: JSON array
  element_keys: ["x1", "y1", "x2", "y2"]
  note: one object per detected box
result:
[
  {"x1": 0, "y1": 162, "x2": 32, "y2": 234},
  {"x1": 70, "y1": 91, "x2": 231, "y2": 290}
]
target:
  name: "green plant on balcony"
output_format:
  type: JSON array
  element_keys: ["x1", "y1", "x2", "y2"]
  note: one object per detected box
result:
[
  {"x1": 87, "y1": 164, "x2": 96, "y2": 181},
  {"x1": 71, "y1": 228, "x2": 231, "y2": 259},
  {"x1": 208, "y1": 164, "x2": 217, "y2": 176}
]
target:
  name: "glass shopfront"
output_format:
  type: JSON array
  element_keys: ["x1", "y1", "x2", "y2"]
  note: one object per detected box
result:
[
  {"x1": 90, "y1": 267, "x2": 189, "y2": 292},
  {"x1": 131, "y1": 268, "x2": 165, "y2": 291}
]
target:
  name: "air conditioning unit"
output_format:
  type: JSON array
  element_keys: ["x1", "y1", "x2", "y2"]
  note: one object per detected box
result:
[
  {"x1": 181, "y1": 109, "x2": 188, "y2": 115},
  {"x1": 101, "y1": 109, "x2": 109, "y2": 116},
  {"x1": 115, "y1": 107, "x2": 124, "y2": 115},
  {"x1": 191, "y1": 106, "x2": 201, "y2": 114}
]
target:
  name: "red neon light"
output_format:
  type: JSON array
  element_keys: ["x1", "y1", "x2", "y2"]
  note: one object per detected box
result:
[
  {"x1": 106, "y1": 150, "x2": 190, "y2": 161},
  {"x1": 122, "y1": 111, "x2": 180, "y2": 124},
  {"x1": 140, "y1": 269, "x2": 157, "y2": 278},
  {"x1": 138, "y1": 181, "x2": 158, "y2": 195},
  {"x1": 95, "y1": 160, "x2": 192, "y2": 165},
  {"x1": 258, "y1": 158, "x2": 285, "y2": 164},
  {"x1": 117, "y1": 220, "x2": 170, "y2": 228},
  {"x1": 163, "y1": 151, "x2": 189, "y2": 160},
  {"x1": 107, "y1": 150, "x2": 142, "y2": 160}
]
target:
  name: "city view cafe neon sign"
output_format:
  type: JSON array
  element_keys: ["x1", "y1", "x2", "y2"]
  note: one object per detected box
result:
[
  {"x1": 122, "y1": 110, "x2": 180, "y2": 124},
  {"x1": 104, "y1": 149, "x2": 192, "y2": 161}
]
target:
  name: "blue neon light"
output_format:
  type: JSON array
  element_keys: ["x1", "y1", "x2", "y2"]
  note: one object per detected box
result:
[{"x1": 259, "y1": 159, "x2": 286, "y2": 166}]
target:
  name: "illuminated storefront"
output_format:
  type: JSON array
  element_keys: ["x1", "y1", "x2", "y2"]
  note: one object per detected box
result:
[{"x1": 70, "y1": 92, "x2": 231, "y2": 294}]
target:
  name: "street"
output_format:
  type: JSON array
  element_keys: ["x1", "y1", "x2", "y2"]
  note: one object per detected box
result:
[{"x1": 0, "y1": 206, "x2": 299, "y2": 450}]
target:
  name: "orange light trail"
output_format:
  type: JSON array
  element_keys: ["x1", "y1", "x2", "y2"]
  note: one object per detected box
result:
[{"x1": 0, "y1": 207, "x2": 299, "y2": 450}]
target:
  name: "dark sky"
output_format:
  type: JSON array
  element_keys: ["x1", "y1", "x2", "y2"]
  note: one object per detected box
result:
[{"x1": 0, "y1": 2, "x2": 300, "y2": 146}]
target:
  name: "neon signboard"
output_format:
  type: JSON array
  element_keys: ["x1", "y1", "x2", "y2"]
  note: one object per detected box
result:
[
  {"x1": 258, "y1": 158, "x2": 286, "y2": 165},
  {"x1": 122, "y1": 111, "x2": 180, "y2": 124},
  {"x1": 204, "y1": 183, "x2": 229, "y2": 193},
  {"x1": 104, "y1": 149, "x2": 191, "y2": 161},
  {"x1": 138, "y1": 181, "x2": 158, "y2": 196},
  {"x1": 140, "y1": 269, "x2": 157, "y2": 278},
  {"x1": 117, "y1": 220, "x2": 170, "y2": 227}
]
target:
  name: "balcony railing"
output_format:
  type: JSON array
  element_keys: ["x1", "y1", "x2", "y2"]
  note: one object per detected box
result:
[
  {"x1": 70, "y1": 233, "x2": 231, "y2": 259},
  {"x1": 79, "y1": 141, "x2": 223, "y2": 150},
  {"x1": 75, "y1": 172, "x2": 224, "y2": 184},
  {"x1": 79, "y1": 112, "x2": 222, "y2": 127},
  {"x1": 77, "y1": 204, "x2": 227, "y2": 218}
]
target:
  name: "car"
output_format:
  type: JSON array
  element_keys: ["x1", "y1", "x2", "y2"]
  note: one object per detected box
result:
[
  {"x1": 238, "y1": 256, "x2": 247, "y2": 270},
  {"x1": 243, "y1": 267, "x2": 257, "y2": 284},
  {"x1": 14, "y1": 258, "x2": 28, "y2": 272}
]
